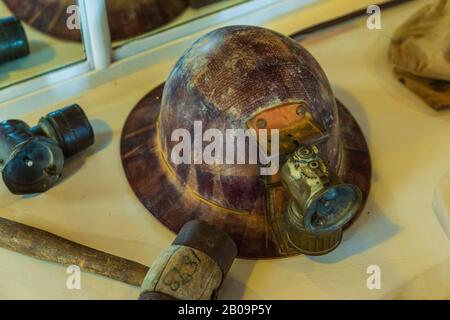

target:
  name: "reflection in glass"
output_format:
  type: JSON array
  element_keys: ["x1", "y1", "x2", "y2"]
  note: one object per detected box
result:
[
  {"x1": 0, "y1": 0, "x2": 85, "y2": 89},
  {"x1": 3, "y1": 0, "x2": 242, "y2": 45},
  {"x1": 108, "y1": 0, "x2": 250, "y2": 48},
  {"x1": 0, "y1": 16, "x2": 29, "y2": 64},
  {"x1": 2, "y1": 0, "x2": 190, "y2": 42}
]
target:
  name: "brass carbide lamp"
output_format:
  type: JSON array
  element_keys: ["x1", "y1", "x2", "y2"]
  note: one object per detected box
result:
[{"x1": 280, "y1": 145, "x2": 362, "y2": 255}]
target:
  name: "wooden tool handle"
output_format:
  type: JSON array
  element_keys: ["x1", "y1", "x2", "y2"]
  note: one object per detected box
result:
[{"x1": 0, "y1": 217, "x2": 148, "y2": 286}]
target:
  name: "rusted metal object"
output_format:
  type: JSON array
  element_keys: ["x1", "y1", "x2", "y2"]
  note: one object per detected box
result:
[
  {"x1": 139, "y1": 220, "x2": 237, "y2": 300},
  {"x1": 0, "y1": 217, "x2": 149, "y2": 286},
  {"x1": 2, "y1": 0, "x2": 189, "y2": 42},
  {"x1": 0, "y1": 105, "x2": 94, "y2": 194},
  {"x1": 120, "y1": 26, "x2": 371, "y2": 258},
  {"x1": 0, "y1": 16, "x2": 29, "y2": 64}
]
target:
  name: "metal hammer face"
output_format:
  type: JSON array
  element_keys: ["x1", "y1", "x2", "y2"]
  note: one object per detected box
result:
[{"x1": 0, "y1": 105, "x2": 95, "y2": 195}]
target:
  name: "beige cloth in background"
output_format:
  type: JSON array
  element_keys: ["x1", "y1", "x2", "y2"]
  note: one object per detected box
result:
[
  {"x1": 389, "y1": 0, "x2": 450, "y2": 110},
  {"x1": 393, "y1": 67, "x2": 450, "y2": 110}
]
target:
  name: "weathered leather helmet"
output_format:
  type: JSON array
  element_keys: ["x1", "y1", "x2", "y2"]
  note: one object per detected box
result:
[{"x1": 121, "y1": 26, "x2": 371, "y2": 258}]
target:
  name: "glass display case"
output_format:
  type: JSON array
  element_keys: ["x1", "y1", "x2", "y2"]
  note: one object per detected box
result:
[
  {"x1": 108, "y1": 0, "x2": 250, "y2": 49},
  {"x1": 0, "y1": 0, "x2": 308, "y2": 104},
  {"x1": 0, "y1": 0, "x2": 85, "y2": 89}
]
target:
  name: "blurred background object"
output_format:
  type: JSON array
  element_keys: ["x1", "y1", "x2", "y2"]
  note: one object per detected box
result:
[
  {"x1": 3, "y1": 0, "x2": 248, "y2": 44},
  {"x1": 389, "y1": 0, "x2": 450, "y2": 110},
  {"x1": 433, "y1": 169, "x2": 450, "y2": 242},
  {"x1": 189, "y1": 0, "x2": 226, "y2": 9},
  {"x1": 109, "y1": 0, "x2": 248, "y2": 48},
  {"x1": 0, "y1": 16, "x2": 29, "y2": 65}
]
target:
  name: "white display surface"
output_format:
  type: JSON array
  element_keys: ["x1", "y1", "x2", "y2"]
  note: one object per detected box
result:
[{"x1": 0, "y1": 0, "x2": 449, "y2": 299}]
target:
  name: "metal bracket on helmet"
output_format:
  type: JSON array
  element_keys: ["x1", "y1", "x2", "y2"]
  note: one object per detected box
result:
[{"x1": 246, "y1": 102, "x2": 328, "y2": 156}]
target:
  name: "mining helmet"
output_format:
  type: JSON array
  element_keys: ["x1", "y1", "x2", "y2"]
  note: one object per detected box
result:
[{"x1": 121, "y1": 26, "x2": 371, "y2": 258}]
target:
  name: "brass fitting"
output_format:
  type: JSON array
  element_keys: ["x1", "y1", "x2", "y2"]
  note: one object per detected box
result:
[{"x1": 280, "y1": 145, "x2": 362, "y2": 255}]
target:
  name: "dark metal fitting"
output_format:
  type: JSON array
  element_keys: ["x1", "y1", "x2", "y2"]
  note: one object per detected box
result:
[
  {"x1": 0, "y1": 16, "x2": 29, "y2": 65},
  {"x1": 35, "y1": 104, "x2": 95, "y2": 157},
  {"x1": 0, "y1": 105, "x2": 94, "y2": 194}
]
